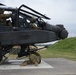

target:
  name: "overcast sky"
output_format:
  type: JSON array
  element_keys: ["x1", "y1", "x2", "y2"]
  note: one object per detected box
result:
[{"x1": 0, "y1": 0, "x2": 76, "y2": 37}]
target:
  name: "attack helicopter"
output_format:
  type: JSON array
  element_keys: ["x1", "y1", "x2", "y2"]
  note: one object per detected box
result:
[{"x1": 0, "y1": 3, "x2": 68, "y2": 64}]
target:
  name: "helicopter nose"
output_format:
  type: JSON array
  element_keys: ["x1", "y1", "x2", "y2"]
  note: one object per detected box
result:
[{"x1": 59, "y1": 29, "x2": 68, "y2": 39}]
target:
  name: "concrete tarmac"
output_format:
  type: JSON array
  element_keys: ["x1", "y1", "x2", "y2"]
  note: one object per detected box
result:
[{"x1": 0, "y1": 58, "x2": 76, "y2": 75}]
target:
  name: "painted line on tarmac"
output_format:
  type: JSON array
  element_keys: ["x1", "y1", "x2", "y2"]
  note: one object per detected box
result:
[{"x1": 0, "y1": 59, "x2": 54, "y2": 70}]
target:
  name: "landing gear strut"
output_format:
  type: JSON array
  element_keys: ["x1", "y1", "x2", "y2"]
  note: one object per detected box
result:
[
  {"x1": 0, "y1": 55, "x2": 2, "y2": 63},
  {"x1": 18, "y1": 45, "x2": 42, "y2": 66},
  {"x1": 0, "y1": 44, "x2": 45, "y2": 65}
]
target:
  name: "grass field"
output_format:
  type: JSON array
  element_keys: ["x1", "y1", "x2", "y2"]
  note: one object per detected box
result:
[{"x1": 38, "y1": 37, "x2": 76, "y2": 60}]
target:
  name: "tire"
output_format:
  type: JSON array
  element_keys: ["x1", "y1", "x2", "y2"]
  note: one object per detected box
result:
[{"x1": 33, "y1": 52, "x2": 41, "y2": 64}]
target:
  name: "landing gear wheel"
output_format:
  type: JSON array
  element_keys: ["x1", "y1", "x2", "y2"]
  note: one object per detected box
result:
[
  {"x1": 29, "y1": 52, "x2": 41, "y2": 65},
  {"x1": 33, "y1": 52, "x2": 41, "y2": 64}
]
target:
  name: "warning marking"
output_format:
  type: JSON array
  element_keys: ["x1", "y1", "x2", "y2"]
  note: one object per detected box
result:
[{"x1": 0, "y1": 59, "x2": 53, "y2": 70}]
